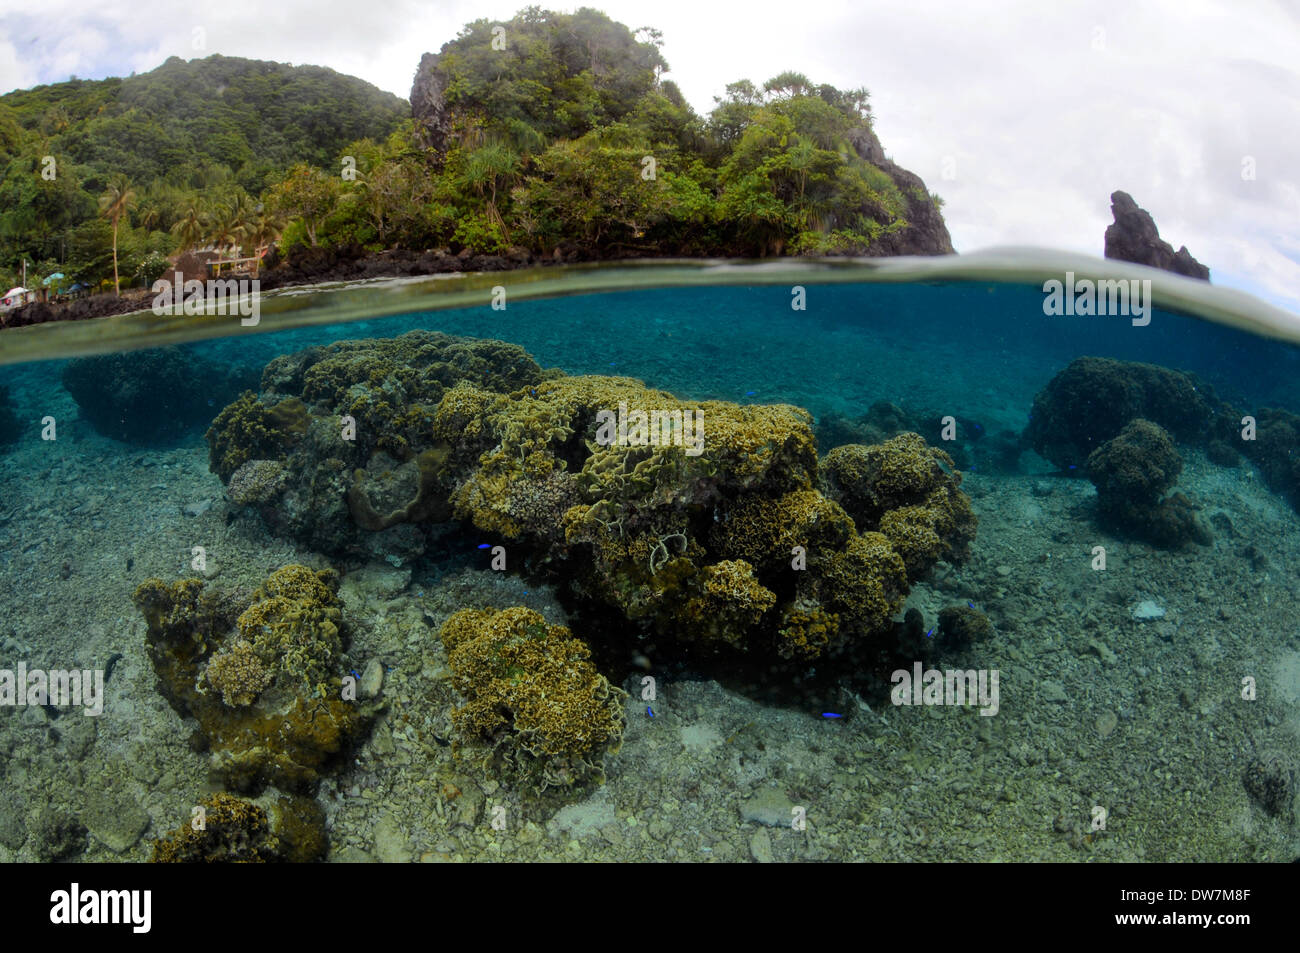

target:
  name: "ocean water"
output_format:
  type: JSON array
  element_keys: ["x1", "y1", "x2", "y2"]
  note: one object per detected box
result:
[{"x1": 1, "y1": 257, "x2": 1298, "y2": 862}]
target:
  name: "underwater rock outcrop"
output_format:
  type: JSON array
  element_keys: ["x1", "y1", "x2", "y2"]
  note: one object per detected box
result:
[
  {"x1": 1243, "y1": 750, "x2": 1295, "y2": 820},
  {"x1": 1086, "y1": 419, "x2": 1210, "y2": 547},
  {"x1": 439, "y1": 607, "x2": 625, "y2": 791},
  {"x1": 937, "y1": 605, "x2": 993, "y2": 648},
  {"x1": 1023, "y1": 356, "x2": 1235, "y2": 471},
  {"x1": 150, "y1": 791, "x2": 327, "y2": 863},
  {"x1": 62, "y1": 346, "x2": 256, "y2": 445},
  {"x1": 208, "y1": 333, "x2": 977, "y2": 663},
  {"x1": 205, "y1": 330, "x2": 547, "y2": 561},
  {"x1": 820, "y1": 400, "x2": 1021, "y2": 474},
  {"x1": 133, "y1": 565, "x2": 372, "y2": 793},
  {"x1": 1238, "y1": 407, "x2": 1300, "y2": 508}
]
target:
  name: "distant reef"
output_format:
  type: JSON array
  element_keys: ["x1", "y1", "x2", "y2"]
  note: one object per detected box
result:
[{"x1": 1104, "y1": 190, "x2": 1210, "y2": 280}]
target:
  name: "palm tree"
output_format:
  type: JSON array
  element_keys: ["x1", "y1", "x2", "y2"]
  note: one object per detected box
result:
[
  {"x1": 207, "y1": 194, "x2": 256, "y2": 256},
  {"x1": 98, "y1": 174, "x2": 136, "y2": 296},
  {"x1": 171, "y1": 202, "x2": 205, "y2": 253},
  {"x1": 245, "y1": 207, "x2": 283, "y2": 273}
]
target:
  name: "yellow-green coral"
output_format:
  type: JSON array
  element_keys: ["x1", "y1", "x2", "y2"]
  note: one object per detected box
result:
[
  {"x1": 202, "y1": 640, "x2": 272, "y2": 707},
  {"x1": 816, "y1": 530, "x2": 909, "y2": 633},
  {"x1": 133, "y1": 566, "x2": 365, "y2": 793},
  {"x1": 149, "y1": 792, "x2": 326, "y2": 863},
  {"x1": 679, "y1": 560, "x2": 777, "y2": 648},
  {"x1": 150, "y1": 792, "x2": 278, "y2": 863},
  {"x1": 777, "y1": 603, "x2": 842, "y2": 660},
  {"x1": 821, "y1": 433, "x2": 977, "y2": 576},
  {"x1": 440, "y1": 607, "x2": 625, "y2": 790},
  {"x1": 452, "y1": 376, "x2": 818, "y2": 541},
  {"x1": 712, "y1": 490, "x2": 856, "y2": 569},
  {"x1": 233, "y1": 565, "x2": 343, "y2": 694},
  {"x1": 206, "y1": 392, "x2": 310, "y2": 482}
]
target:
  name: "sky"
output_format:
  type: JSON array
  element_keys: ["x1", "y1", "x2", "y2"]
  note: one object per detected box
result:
[{"x1": 1, "y1": 0, "x2": 1297, "y2": 314}]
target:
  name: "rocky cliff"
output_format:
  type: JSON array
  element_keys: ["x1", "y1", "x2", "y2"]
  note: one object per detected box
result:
[
  {"x1": 409, "y1": 52, "x2": 452, "y2": 157},
  {"x1": 848, "y1": 124, "x2": 955, "y2": 256},
  {"x1": 1104, "y1": 191, "x2": 1209, "y2": 280}
]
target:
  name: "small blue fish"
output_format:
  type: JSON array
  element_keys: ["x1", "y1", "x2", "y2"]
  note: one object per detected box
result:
[
  {"x1": 609, "y1": 362, "x2": 618, "y2": 367},
  {"x1": 646, "y1": 707, "x2": 654, "y2": 718},
  {"x1": 477, "y1": 543, "x2": 491, "y2": 550},
  {"x1": 822, "y1": 712, "x2": 843, "y2": 719},
  {"x1": 350, "y1": 669, "x2": 360, "y2": 679},
  {"x1": 967, "y1": 602, "x2": 976, "y2": 609},
  {"x1": 925, "y1": 628, "x2": 935, "y2": 638},
  {"x1": 744, "y1": 390, "x2": 756, "y2": 397}
]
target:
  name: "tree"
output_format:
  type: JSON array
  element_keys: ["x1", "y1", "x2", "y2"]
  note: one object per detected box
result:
[
  {"x1": 516, "y1": 127, "x2": 671, "y2": 248},
  {"x1": 170, "y1": 202, "x2": 205, "y2": 252},
  {"x1": 266, "y1": 164, "x2": 340, "y2": 246},
  {"x1": 457, "y1": 143, "x2": 521, "y2": 240},
  {"x1": 98, "y1": 173, "x2": 135, "y2": 295},
  {"x1": 763, "y1": 71, "x2": 813, "y2": 100}
]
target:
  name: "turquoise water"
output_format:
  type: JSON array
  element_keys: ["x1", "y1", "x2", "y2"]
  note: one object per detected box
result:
[{"x1": 1, "y1": 269, "x2": 1298, "y2": 862}]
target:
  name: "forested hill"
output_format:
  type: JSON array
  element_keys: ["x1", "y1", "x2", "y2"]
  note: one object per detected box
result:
[
  {"x1": 0, "y1": 55, "x2": 407, "y2": 193},
  {"x1": 410, "y1": 8, "x2": 954, "y2": 258},
  {"x1": 0, "y1": 8, "x2": 953, "y2": 305}
]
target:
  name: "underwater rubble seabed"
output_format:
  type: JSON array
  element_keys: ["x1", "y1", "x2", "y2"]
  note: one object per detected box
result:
[{"x1": 0, "y1": 287, "x2": 1298, "y2": 861}]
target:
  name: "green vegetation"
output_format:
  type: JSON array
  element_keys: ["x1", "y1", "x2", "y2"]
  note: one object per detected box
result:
[
  {"x1": 0, "y1": 55, "x2": 407, "y2": 291},
  {"x1": 0, "y1": 8, "x2": 945, "y2": 294}
]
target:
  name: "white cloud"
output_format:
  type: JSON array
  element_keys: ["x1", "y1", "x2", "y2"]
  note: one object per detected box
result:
[
  {"x1": 0, "y1": 0, "x2": 1296, "y2": 312},
  {"x1": 0, "y1": 38, "x2": 35, "y2": 94}
]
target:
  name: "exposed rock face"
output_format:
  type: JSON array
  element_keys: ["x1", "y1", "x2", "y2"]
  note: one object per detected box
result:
[
  {"x1": 410, "y1": 52, "x2": 452, "y2": 156},
  {"x1": 1104, "y1": 190, "x2": 1209, "y2": 280},
  {"x1": 849, "y1": 124, "x2": 955, "y2": 256}
]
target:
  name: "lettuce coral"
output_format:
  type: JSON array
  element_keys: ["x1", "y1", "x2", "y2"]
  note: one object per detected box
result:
[{"x1": 439, "y1": 607, "x2": 625, "y2": 791}]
